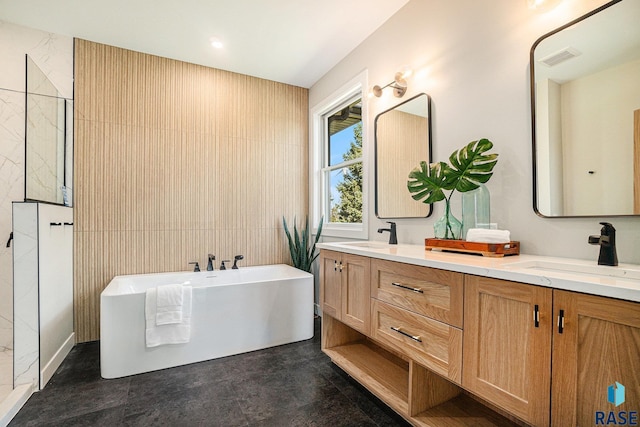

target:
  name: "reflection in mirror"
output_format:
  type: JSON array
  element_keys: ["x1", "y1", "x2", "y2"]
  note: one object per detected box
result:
[
  {"x1": 25, "y1": 56, "x2": 72, "y2": 205},
  {"x1": 375, "y1": 93, "x2": 431, "y2": 218},
  {"x1": 531, "y1": 0, "x2": 640, "y2": 217}
]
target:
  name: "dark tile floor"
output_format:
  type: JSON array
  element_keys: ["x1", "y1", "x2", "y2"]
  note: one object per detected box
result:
[{"x1": 10, "y1": 318, "x2": 410, "y2": 426}]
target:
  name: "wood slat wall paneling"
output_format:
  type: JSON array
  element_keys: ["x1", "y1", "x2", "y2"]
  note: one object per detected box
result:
[{"x1": 74, "y1": 39, "x2": 309, "y2": 342}]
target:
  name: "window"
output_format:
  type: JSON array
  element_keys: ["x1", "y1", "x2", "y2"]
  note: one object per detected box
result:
[
  {"x1": 324, "y1": 98, "x2": 362, "y2": 223},
  {"x1": 311, "y1": 71, "x2": 368, "y2": 239}
]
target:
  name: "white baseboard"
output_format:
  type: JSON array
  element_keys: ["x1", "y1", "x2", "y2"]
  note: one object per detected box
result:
[
  {"x1": 40, "y1": 332, "x2": 75, "y2": 389},
  {"x1": 0, "y1": 383, "x2": 34, "y2": 427}
]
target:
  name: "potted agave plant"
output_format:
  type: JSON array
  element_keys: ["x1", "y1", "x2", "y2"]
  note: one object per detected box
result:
[
  {"x1": 407, "y1": 138, "x2": 498, "y2": 239},
  {"x1": 282, "y1": 216, "x2": 324, "y2": 273}
]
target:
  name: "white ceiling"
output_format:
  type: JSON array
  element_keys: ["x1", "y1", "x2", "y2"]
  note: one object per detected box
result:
[
  {"x1": 0, "y1": 0, "x2": 409, "y2": 88},
  {"x1": 533, "y1": 0, "x2": 640, "y2": 83}
]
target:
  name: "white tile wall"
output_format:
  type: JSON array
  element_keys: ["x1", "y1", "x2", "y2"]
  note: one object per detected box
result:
[
  {"x1": 0, "y1": 89, "x2": 24, "y2": 351},
  {"x1": 0, "y1": 19, "x2": 73, "y2": 398}
]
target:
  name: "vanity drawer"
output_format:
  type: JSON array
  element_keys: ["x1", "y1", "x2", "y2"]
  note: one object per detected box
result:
[
  {"x1": 371, "y1": 259, "x2": 463, "y2": 328},
  {"x1": 371, "y1": 299, "x2": 462, "y2": 384}
]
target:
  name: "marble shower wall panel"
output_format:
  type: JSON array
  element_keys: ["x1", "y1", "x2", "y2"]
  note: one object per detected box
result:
[
  {"x1": 12, "y1": 203, "x2": 39, "y2": 388},
  {"x1": 0, "y1": 21, "x2": 73, "y2": 96},
  {"x1": 0, "y1": 89, "x2": 26, "y2": 351}
]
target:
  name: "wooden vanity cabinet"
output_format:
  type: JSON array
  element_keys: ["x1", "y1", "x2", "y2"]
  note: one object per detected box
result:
[
  {"x1": 463, "y1": 275, "x2": 553, "y2": 427},
  {"x1": 551, "y1": 291, "x2": 640, "y2": 426},
  {"x1": 319, "y1": 250, "x2": 371, "y2": 334},
  {"x1": 321, "y1": 250, "x2": 518, "y2": 426},
  {"x1": 464, "y1": 276, "x2": 640, "y2": 427},
  {"x1": 321, "y1": 248, "x2": 640, "y2": 427}
]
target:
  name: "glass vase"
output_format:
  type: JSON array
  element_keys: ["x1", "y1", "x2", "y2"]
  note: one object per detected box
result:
[
  {"x1": 461, "y1": 184, "x2": 491, "y2": 240},
  {"x1": 434, "y1": 200, "x2": 462, "y2": 240}
]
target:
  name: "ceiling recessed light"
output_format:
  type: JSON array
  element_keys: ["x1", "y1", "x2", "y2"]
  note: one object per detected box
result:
[
  {"x1": 527, "y1": 0, "x2": 561, "y2": 11},
  {"x1": 209, "y1": 37, "x2": 224, "y2": 49}
]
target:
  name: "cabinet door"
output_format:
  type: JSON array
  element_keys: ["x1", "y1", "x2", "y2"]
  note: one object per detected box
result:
[
  {"x1": 341, "y1": 254, "x2": 371, "y2": 334},
  {"x1": 463, "y1": 275, "x2": 552, "y2": 427},
  {"x1": 319, "y1": 250, "x2": 342, "y2": 319},
  {"x1": 551, "y1": 291, "x2": 640, "y2": 426}
]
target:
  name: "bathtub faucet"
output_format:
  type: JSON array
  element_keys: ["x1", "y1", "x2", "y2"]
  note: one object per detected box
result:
[
  {"x1": 189, "y1": 261, "x2": 200, "y2": 272},
  {"x1": 220, "y1": 260, "x2": 230, "y2": 270},
  {"x1": 233, "y1": 255, "x2": 244, "y2": 269},
  {"x1": 207, "y1": 254, "x2": 216, "y2": 271}
]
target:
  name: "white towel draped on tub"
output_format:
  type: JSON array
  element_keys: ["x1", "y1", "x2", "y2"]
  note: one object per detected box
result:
[
  {"x1": 156, "y1": 284, "x2": 184, "y2": 325},
  {"x1": 145, "y1": 285, "x2": 192, "y2": 347}
]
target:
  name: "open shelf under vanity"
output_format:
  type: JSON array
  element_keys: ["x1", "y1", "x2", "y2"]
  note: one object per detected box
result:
[{"x1": 322, "y1": 314, "x2": 522, "y2": 427}]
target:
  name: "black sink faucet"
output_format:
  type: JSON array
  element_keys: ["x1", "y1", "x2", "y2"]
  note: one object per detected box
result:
[
  {"x1": 588, "y1": 222, "x2": 618, "y2": 266},
  {"x1": 232, "y1": 255, "x2": 244, "y2": 269},
  {"x1": 377, "y1": 221, "x2": 398, "y2": 245},
  {"x1": 207, "y1": 254, "x2": 215, "y2": 271}
]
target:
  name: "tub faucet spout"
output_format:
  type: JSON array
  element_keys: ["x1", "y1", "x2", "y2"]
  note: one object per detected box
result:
[
  {"x1": 207, "y1": 254, "x2": 215, "y2": 271},
  {"x1": 189, "y1": 261, "x2": 200, "y2": 272},
  {"x1": 588, "y1": 222, "x2": 618, "y2": 266},
  {"x1": 220, "y1": 260, "x2": 230, "y2": 270},
  {"x1": 233, "y1": 255, "x2": 244, "y2": 269}
]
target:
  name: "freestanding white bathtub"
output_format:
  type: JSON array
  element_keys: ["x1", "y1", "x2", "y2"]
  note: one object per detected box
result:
[{"x1": 100, "y1": 264, "x2": 314, "y2": 379}]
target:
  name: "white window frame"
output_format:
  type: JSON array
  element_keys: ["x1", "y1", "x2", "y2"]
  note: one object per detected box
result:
[{"x1": 310, "y1": 70, "x2": 368, "y2": 239}]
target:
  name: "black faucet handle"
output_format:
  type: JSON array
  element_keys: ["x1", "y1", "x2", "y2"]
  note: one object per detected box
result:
[
  {"x1": 232, "y1": 255, "x2": 244, "y2": 269},
  {"x1": 220, "y1": 260, "x2": 230, "y2": 270},
  {"x1": 189, "y1": 261, "x2": 200, "y2": 272},
  {"x1": 588, "y1": 235, "x2": 601, "y2": 245}
]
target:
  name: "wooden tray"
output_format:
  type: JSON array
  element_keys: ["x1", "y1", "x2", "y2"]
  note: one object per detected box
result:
[{"x1": 425, "y1": 238, "x2": 520, "y2": 257}]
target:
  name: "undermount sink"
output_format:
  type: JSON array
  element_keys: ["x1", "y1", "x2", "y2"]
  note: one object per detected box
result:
[
  {"x1": 337, "y1": 241, "x2": 392, "y2": 250},
  {"x1": 503, "y1": 260, "x2": 640, "y2": 281}
]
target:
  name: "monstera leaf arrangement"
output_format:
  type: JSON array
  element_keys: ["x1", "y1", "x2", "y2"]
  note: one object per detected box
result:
[{"x1": 407, "y1": 138, "x2": 499, "y2": 239}]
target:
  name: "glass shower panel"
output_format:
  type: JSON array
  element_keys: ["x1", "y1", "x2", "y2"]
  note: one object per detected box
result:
[{"x1": 25, "y1": 56, "x2": 70, "y2": 205}]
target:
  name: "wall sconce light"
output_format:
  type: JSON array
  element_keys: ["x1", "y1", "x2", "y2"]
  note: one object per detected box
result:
[{"x1": 371, "y1": 70, "x2": 412, "y2": 98}]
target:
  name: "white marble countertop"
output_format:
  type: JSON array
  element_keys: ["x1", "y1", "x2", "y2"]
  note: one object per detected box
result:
[{"x1": 317, "y1": 242, "x2": 640, "y2": 303}]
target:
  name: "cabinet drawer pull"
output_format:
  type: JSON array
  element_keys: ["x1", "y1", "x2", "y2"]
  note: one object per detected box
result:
[
  {"x1": 557, "y1": 309, "x2": 565, "y2": 334},
  {"x1": 391, "y1": 282, "x2": 423, "y2": 294},
  {"x1": 390, "y1": 326, "x2": 422, "y2": 342},
  {"x1": 534, "y1": 304, "x2": 539, "y2": 328},
  {"x1": 50, "y1": 222, "x2": 62, "y2": 226}
]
